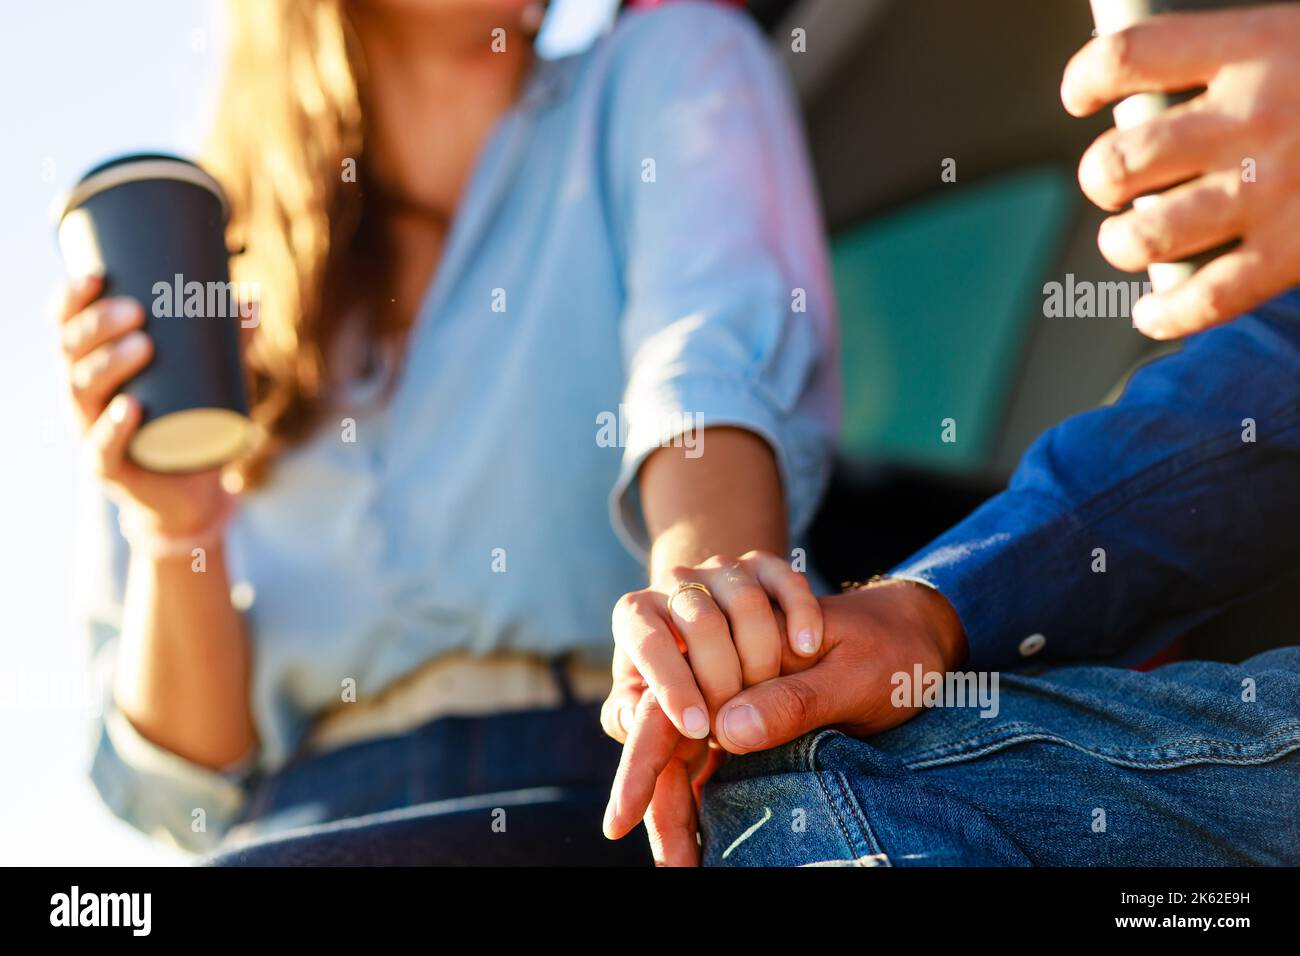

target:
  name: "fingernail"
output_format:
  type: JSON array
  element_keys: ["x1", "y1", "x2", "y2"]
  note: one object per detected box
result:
[
  {"x1": 618, "y1": 706, "x2": 634, "y2": 734},
  {"x1": 796, "y1": 627, "x2": 818, "y2": 654},
  {"x1": 722, "y1": 705, "x2": 765, "y2": 748},
  {"x1": 112, "y1": 299, "x2": 141, "y2": 323},
  {"x1": 108, "y1": 394, "x2": 130, "y2": 423},
  {"x1": 1079, "y1": 144, "x2": 1112, "y2": 190},
  {"x1": 119, "y1": 332, "x2": 149, "y2": 358},
  {"x1": 1131, "y1": 295, "x2": 1163, "y2": 333},
  {"x1": 683, "y1": 705, "x2": 709, "y2": 739},
  {"x1": 602, "y1": 797, "x2": 619, "y2": 838}
]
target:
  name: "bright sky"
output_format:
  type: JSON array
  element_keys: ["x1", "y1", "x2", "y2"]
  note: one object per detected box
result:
[
  {"x1": 0, "y1": 0, "x2": 223, "y2": 866},
  {"x1": 0, "y1": 0, "x2": 616, "y2": 867}
]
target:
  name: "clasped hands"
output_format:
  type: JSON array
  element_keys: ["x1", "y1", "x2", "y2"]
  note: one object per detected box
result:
[{"x1": 600, "y1": 551, "x2": 966, "y2": 866}]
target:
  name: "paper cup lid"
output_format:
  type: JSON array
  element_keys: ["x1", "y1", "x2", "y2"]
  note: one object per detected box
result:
[{"x1": 52, "y1": 153, "x2": 229, "y2": 226}]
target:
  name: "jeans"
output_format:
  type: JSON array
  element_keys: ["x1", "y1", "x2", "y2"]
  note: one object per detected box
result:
[
  {"x1": 204, "y1": 702, "x2": 650, "y2": 866},
  {"x1": 700, "y1": 647, "x2": 1300, "y2": 866}
]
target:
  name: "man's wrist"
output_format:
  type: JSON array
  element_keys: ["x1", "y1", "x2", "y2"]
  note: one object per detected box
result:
[
  {"x1": 911, "y1": 581, "x2": 969, "y2": 670},
  {"x1": 854, "y1": 577, "x2": 969, "y2": 670}
]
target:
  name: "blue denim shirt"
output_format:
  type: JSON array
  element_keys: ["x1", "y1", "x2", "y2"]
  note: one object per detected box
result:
[
  {"x1": 894, "y1": 291, "x2": 1300, "y2": 671},
  {"x1": 83, "y1": 3, "x2": 839, "y2": 851}
]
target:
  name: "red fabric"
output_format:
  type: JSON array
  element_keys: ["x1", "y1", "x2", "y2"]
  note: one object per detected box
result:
[{"x1": 1133, "y1": 638, "x2": 1185, "y2": 672}]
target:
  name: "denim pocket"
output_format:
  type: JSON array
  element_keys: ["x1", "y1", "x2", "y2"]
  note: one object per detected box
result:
[{"x1": 701, "y1": 730, "x2": 896, "y2": 866}]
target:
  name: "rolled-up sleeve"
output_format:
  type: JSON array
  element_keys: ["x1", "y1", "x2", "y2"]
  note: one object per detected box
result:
[
  {"x1": 80, "y1": 494, "x2": 252, "y2": 853},
  {"x1": 603, "y1": 5, "x2": 840, "y2": 559}
]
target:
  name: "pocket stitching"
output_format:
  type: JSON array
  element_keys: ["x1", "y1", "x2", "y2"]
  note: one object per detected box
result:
[
  {"x1": 830, "y1": 771, "x2": 888, "y2": 864},
  {"x1": 807, "y1": 730, "x2": 885, "y2": 862},
  {"x1": 905, "y1": 724, "x2": 1300, "y2": 772}
]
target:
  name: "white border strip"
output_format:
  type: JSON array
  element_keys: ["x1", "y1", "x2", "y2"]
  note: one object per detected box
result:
[{"x1": 53, "y1": 159, "x2": 228, "y2": 225}]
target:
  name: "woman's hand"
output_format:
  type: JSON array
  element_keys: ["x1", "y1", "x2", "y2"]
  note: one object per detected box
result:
[
  {"x1": 59, "y1": 276, "x2": 260, "y2": 768},
  {"x1": 54, "y1": 274, "x2": 228, "y2": 536},
  {"x1": 603, "y1": 580, "x2": 967, "y2": 865},
  {"x1": 602, "y1": 550, "x2": 823, "y2": 744},
  {"x1": 1063, "y1": 4, "x2": 1300, "y2": 339},
  {"x1": 600, "y1": 550, "x2": 822, "y2": 864}
]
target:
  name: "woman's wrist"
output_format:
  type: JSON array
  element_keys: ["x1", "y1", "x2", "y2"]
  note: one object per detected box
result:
[{"x1": 117, "y1": 493, "x2": 238, "y2": 561}]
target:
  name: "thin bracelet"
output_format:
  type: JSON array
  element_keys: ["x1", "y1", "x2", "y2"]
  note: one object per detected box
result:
[
  {"x1": 841, "y1": 574, "x2": 889, "y2": 591},
  {"x1": 117, "y1": 493, "x2": 238, "y2": 561},
  {"x1": 841, "y1": 574, "x2": 941, "y2": 593}
]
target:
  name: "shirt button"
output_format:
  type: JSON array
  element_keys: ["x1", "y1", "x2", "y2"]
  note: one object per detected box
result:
[
  {"x1": 230, "y1": 581, "x2": 256, "y2": 611},
  {"x1": 1019, "y1": 633, "x2": 1046, "y2": 657}
]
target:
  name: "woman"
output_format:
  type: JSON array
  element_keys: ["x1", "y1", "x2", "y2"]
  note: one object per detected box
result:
[{"x1": 60, "y1": 0, "x2": 836, "y2": 863}]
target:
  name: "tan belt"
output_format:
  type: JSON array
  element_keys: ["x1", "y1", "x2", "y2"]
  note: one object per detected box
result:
[{"x1": 306, "y1": 650, "x2": 613, "y2": 754}]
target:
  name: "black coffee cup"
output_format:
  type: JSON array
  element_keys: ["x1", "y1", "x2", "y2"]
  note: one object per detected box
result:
[
  {"x1": 1087, "y1": 0, "x2": 1280, "y2": 291},
  {"x1": 56, "y1": 153, "x2": 252, "y2": 473}
]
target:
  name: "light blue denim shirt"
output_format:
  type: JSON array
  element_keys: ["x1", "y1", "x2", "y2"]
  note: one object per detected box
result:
[{"x1": 82, "y1": 2, "x2": 839, "y2": 850}]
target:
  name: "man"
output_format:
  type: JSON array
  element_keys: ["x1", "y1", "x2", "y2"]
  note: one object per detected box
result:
[{"x1": 603, "y1": 4, "x2": 1300, "y2": 865}]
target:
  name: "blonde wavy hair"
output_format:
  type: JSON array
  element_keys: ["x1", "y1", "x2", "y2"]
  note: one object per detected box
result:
[{"x1": 205, "y1": 0, "x2": 394, "y2": 485}]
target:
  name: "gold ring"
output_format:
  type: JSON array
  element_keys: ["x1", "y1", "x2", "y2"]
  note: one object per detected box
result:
[{"x1": 666, "y1": 581, "x2": 713, "y2": 617}]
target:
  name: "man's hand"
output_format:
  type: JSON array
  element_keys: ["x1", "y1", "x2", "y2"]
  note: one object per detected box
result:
[
  {"x1": 1062, "y1": 4, "x2": 1300, "y2": 339},
  {"x1": 602, "y1": 580, "x2": 968, "y2": 865}
]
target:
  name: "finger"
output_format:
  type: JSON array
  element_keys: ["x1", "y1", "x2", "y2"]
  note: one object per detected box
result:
[
  {"x1": 599, "y1": 662, "x2": 644, "y2": 745},
  {"x1": 744, "y1": 550, "x2": 823, "y2": 658},
  {"x1": 692, "y1": 744, "x2": 728, "y2": 805},
  {"x1": 48, "y1": 273, "x2": 103, "y2": 325},
  {"x1": 1098, "y1": 169, "x2": 1245, "y2": 272},
  {"x1": 61, "y1": 297, "x2": 145, "y2": 361},
  {"x1": 715, "y1": 666, "x2": 850, "y2": 755},
  {"x1": 643, "y1": 753, "x2": 700, "y2": 867},
  {"x1": 68, "y1": 332, "x2": 153, "y2": 425},
  {"x1": 612, "y1": 591, "x2": 710, "y2": 739},
  {"x1": 699, "y1": 563, "x2": 781, "y2": 687},
  {"x1": 237, "y1": 300, "x2": 259, "y2": 357},
  {"x1": 85, "y1": 394, "x2": 141, "y2": 482},
  {"x1": 1132, "y1": 239, "x2": 1284, "y2": 339},
  {"x1": 604, "y1": 694, "x2": 682, "y2": 840},
  {"x1": 599, "y1": 690, "x2": 641, "y2": 744},
  {"x1": 1062, "y1": 11, "x2": 1258, "y2": 117},
  {"x1": 665, "y1": 568, "x2": 743, "y2": 715},
  {"x1": 1077, "y1": 99, "x2": 1231, "y2": 211}
]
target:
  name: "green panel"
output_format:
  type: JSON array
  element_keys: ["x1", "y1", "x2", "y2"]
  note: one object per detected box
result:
[{"x1": 833, "y1": 166, "x2": 1075, "y2": 472}]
